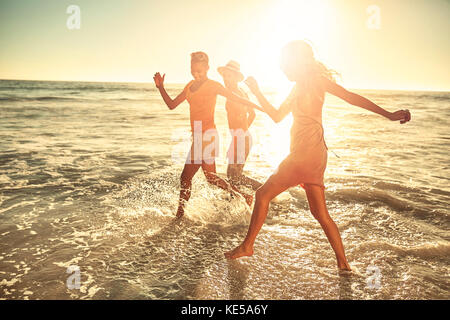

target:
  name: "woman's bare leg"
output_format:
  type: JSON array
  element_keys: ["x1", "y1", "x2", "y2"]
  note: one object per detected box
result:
[
  {"x1": 227, "y1": 163, "x2": 243, "y2": 183},
  {"x1": 202, "y1": 161, "x2": 253, "y2": 206},
  {"x1": 238, "y1": 174, "x2": 263, "y2": 191},
  {"x1": 224, "y1": 174, "x2": 291, "y2": 259},
  {"x1": 227, "y1": 164, "x2": 262, "y2": 191},
  {"x1": 304, "y1": 184, "x2": 351, "y2": 271},
  {"x1": 176, "y1": 163, "x2": 201, "y2": 218}
]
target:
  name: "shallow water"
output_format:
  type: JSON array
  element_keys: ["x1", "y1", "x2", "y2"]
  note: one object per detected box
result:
[{"x1": 0, "y1": 80, "x2": 449, "y2": 299}]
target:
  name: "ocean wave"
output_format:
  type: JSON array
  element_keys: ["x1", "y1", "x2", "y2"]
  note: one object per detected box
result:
[
  {"x1": 353, "y1": 90, "x2": 450, "y2": 101},
  {"x1": 323, "y1": 179, "x2": 448, "y2": 207},
  {"x1": 417, "y1": 94, "x2": 450, "y2": 102},
  {"x1": 353, "y1": 241, "x2": 450, "y2": 259},
  {"x1": 326, "y1": 187, "x2": 413, "y2": 210},
  {"x1": 0, "y1": 96, "x2": 77, "y2": 102},
  {"x1": 0, "y1": 81, "x2": 152, "y2": 93},
  {"x1": 0, "y1": 95, "x2": 151, "y2": 103}
]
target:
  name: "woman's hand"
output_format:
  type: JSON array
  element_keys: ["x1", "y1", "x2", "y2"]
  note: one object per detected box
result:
[
  {"x1": 153, "y1": 72, "x2": 165, "y2": 89},
  {"x1": 389, "y1": 109, "x2": 411, "y2": 124},
  {"x1": 244, "y1": 76, "x2": 260, "y2": 94}
]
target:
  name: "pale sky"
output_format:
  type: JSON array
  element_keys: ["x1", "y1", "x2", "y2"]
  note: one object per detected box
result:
[{"x1": 0, "y1": 0, "x2": 449, "y2": 91}]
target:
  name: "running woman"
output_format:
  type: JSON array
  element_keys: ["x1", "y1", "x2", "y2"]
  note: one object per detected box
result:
[
  {"x1": 218, "y1": 60, "x2": 262, "y2": 191},
  {"x1": 225, "y1": 41, "x2": 411, "y2": 270}
]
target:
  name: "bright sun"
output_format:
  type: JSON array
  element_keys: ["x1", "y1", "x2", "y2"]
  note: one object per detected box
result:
[{"x1": 247, "y1": 0, "x2": 332, "y2": 93}]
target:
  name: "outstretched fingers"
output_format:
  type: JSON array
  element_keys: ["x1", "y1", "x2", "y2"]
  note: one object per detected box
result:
[{"x1": 153, "y1": 72, "x2": 165, "y2": 88}]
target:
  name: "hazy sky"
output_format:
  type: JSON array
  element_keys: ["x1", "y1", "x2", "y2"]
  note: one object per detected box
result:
[{"x1": 0, "y1": 0, "x2": 449, "y2": 90}]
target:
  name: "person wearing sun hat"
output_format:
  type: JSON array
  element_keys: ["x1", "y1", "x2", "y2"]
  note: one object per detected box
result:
[
  {"x1": 218, "y1": 60, "x2": 245, "y2": 82},
  {"x1": 218, "y1": 60, "x2": 262, "y2": 191}
]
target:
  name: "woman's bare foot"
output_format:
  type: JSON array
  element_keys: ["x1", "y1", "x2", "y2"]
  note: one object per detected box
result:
[
  {"x1": 338, "y1": 261, "x2": 352, "y2": 271},
  {"x1": 224, "y1": 243, "x2": 254, "y2": 259}
]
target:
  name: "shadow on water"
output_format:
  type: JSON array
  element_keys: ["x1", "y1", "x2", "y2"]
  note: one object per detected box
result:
[
  {"x1": 226, "y1": 260, "x2": 249, "y2": 300},
  {"x1": 125, "y1": 216, "x2": 249, "y2": 299},
  {"x1": 338, "y1": 271, "x2": 354, "y2": 300}
]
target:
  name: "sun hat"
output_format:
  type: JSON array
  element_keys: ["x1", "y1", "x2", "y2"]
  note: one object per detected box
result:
[{"x1": 217, "y1": 60, "x2": 244, "y2": 82}]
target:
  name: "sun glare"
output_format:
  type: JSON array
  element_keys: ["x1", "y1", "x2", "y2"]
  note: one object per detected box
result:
[{"x1": 248, "y1": 0, "x2": 332, "y2": 92}]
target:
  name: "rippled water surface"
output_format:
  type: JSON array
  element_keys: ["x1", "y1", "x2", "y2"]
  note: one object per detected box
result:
[{"x1": 0, "y1": 80, "x2": 449, "y2": 299}]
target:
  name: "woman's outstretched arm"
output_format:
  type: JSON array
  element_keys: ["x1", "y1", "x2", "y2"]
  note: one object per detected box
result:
[
  {"x1": 323, "y1": 78, "x2": 411, "y2": 124},
  {"x1": 153, "y1": 72, "x2": 187, "y2": 110},
  {"x1": 216, "y1": 83, "x2": 265, "y2": 113},
  {"x1": 244, "y1": 77, "x2": 292, "y2": 123}
]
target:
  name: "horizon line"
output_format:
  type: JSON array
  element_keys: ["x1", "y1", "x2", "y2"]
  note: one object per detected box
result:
[{"x1": 0, "y1": 78, "x2": 448, "y2": 93}]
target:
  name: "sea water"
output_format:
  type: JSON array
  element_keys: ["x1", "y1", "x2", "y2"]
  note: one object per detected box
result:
[{"x1": 0, "y1": 80, "x2": 448, "y2": 299}]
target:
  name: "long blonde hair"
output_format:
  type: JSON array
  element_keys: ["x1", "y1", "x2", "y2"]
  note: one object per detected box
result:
[{"x1": 281, "y1": 40, "x2": 339, "y2": 95}]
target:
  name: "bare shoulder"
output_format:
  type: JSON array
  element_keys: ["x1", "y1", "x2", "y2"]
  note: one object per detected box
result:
[
  {"x1": 210, "y1": 79, "x2": 224, "y2": 88},
  {"x1": 209, "y1": 79, "x2": 225, "y2": 93},
  {"x1": 183, "y1": 80, "x2": 194, "y2": 91},
  {"x1": 319, "y1": 76, "x2": 346, "y2": 94},
  {"x1": 317, "y1": 75, "x2": 332, "y2": 90}
]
